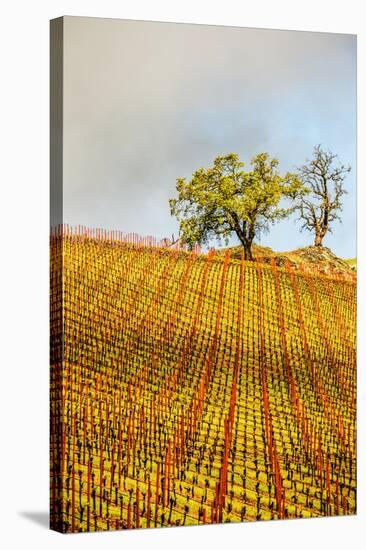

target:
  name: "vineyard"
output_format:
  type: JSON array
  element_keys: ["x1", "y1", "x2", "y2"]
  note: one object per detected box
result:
[{"x1": 50, "y1": 226, "x2": 356, "y2": 533}]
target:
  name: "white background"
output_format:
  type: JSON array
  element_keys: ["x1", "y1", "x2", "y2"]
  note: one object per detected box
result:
[{"x1": 0, "y1": 1, "x2": 365, "y2": 548}]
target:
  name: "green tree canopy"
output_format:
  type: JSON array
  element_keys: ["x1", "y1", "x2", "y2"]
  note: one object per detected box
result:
[{"x1": 169, "y1": 153, "x2": 305, "y2": 260}]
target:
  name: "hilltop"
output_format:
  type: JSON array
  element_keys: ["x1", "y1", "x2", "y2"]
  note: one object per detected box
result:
[
  {"x1": 344, "y1": 258, "x2": 357, "y2": 270},
  {"x1": 215, "y1": 243, "x2": 356, "y2": 278}
]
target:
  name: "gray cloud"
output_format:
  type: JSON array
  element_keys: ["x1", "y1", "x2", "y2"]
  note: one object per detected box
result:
[{"x1": 63, "y1": 17, "x2": 356, "y2": 257}]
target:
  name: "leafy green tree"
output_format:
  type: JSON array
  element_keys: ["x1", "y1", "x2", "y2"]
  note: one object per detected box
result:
[
  {"x1": 169, "y1": 153, "x2": 304, "y2": 260},
  {"x1": 296, "y1": 145, "x2": 350, "y2": 247}
]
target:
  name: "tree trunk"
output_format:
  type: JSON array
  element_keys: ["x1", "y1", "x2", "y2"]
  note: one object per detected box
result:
[
  {"x1": 236, "y1": 227, "x2": 254, "y2": 261},
  {"x1": 243, "y1": 241, "x2": 254, "y2": 261},
  {"x1": 314, "y1": 232, "x2": 323, "y2": 247}
]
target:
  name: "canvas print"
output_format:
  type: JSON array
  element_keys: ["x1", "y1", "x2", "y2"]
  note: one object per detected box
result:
[{"x1": 50, "y1": 17, "x2": 356, "y2": 533}]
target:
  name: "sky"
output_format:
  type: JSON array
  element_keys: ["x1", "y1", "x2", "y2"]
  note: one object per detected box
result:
[{"x1": 63, "y1": 16, "x2": 357, "y2": 257}]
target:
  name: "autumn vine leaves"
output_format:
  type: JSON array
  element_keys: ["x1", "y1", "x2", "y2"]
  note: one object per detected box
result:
[{"x1": 50, "y1": 229, "x2": 356, "y2": 532}]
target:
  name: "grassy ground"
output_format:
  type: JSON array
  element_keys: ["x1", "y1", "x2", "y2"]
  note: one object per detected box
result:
[
  {"x1": 344, "y1": 258, "x2": 356, "y2": 270},
  {"x1": 50, "y1": 234, "x2": 356, "y2": 532},
  {"x1": 216, "y1": 243, "x2": 356, "y2": 277}
]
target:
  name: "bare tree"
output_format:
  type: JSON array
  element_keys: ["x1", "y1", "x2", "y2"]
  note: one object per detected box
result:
[{"x1": 296, "y1": 145, "x2": 350, "y2": 247}]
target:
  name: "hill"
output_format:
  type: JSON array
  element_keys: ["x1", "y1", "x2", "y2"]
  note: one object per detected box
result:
[
  {"x1": 344, "y1": 258, "x2": 357, "y2": 270},
  {"x1": 215, "y1": 243, "x2": 356, "y2": 278},
  {"x1": 50, "y1": 232, "x2": 356, "y2": 532}
]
